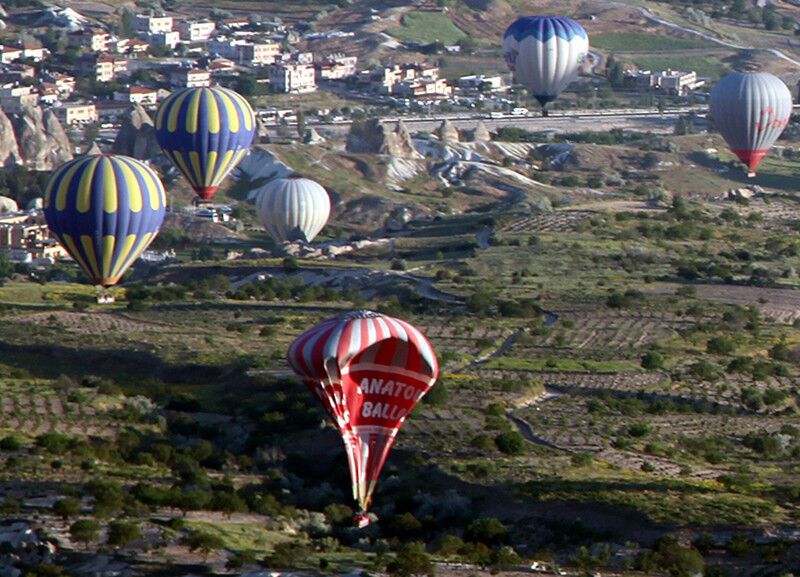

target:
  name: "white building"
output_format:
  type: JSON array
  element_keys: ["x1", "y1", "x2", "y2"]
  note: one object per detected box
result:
[
  {"x1": 134, "y1": 14, "x2": 173, "y2": 34},
  {"x1": 148, "y1": 31, "x2": 180, "y2": 50},
  {"x1": 269, "y1": 62, "x2": 316, "y2": 94},
  {"x1": 113, "y1": 86, "x2": 158, "y2": 106},
  {"x1": 177, "y1": 20, "x2": 216, "y2": 42},
  {"x1": 316, "y1": 55, "x2": 357, "y2": 80},
  {"x1": 209, "y1": 38, "x2": 280, "y2": 65}
]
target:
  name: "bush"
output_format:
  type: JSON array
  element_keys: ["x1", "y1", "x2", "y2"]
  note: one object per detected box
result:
[
  {"x1": 386, "y1": 542, "x2": 434, "y2": 577},
  {"x1": 465, "y1": 517, "x2": 509, "y2": 545},
  {"x1": 0, "y1": 435, "x2": 22, "y2": 451},
  {"x1": 707, "y1": 335, "x2": 737, "y2": 355},
  {"x1": 641, "y1": 351, "x2": 664, "y2": 370},
  {"x1": 494, "y1": 431, "x2": 526, "y2": 455},
  {"x1": 107, "y1": 521, "x2": 142, "y2": 547}
]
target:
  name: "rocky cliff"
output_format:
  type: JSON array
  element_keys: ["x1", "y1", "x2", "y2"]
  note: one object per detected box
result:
[
  {"x1": 0, "y1": 107, "x2": 21, "y2": 167},
  {"x1": 346, "y1": 118, "x2": 422, "y2": 159},
  {"x1": 112, "y1": 104, "x2": 162, "y2": 160},
  {"x1": 11, "y1": 106, "x2": 72, "y2": 171}
]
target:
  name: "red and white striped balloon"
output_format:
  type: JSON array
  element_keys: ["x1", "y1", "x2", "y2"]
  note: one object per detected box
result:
[{"x1": 288, "y1": 311, "x2": 438, "y2": 523}]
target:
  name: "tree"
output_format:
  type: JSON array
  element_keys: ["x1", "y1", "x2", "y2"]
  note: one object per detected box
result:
[
  {"x1": 210, "y1": 491, "x2": 248, "y2": 518},
  {"x1": 107, "y1": 521, "x2": 142, "y2": 547},
  {"x1": 387, "y1": 542, "x2": 434, "y2": 577},
  {"x1": 86, "y1": 479, "x2": 124, "y2": 517},
  {"x1": 296, "y1": 110, "x2": 306, "y2": 139},
  {"x1": 119, "y1": 9, "x2": 135, "y2": 38},
  {"x1": 606, "y1": 55, "x2": 625, "y2": 87},
  {"x1": 707, "y1": 336, "x2": 736, "y2": 356},
  {"x1": 70, "y1": 520, "x2": 100, "y2": 549},
  {"x1": 641, "y1": 351, "x2": 664, "y2": 370},
  {"x1": 54, "y1": 497, "x2": 81, "y2": 520},
  {"x1": 266, "y1": 542, "x2": 312, "y2": 567},
  {"x1": 465, "y1": 517, "x2": 509, "y2": 545},
  {"x1": 185, "y1": 530, "x2": 225, "y2": 559},
  {"x1": 494, "y1": 431, "x2": 526, "y2": 455},
  {"x1": 0, "y1": 435, "x2": 22, "y2": 451},
  {"x1": 0, "y1": 254, "x2": 11, "y2": 281}
]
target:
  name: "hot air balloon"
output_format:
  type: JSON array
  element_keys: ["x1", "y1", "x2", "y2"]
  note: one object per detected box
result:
[
  {"x1": 288, "y1": 311, "x2": 438, "y2": 526},
  {"x1": 155, "y1": 86, "x2": 255, "y2": 200},
  {"x1": 43, "y1": 154, "x2": 167, "y2": 287},
  {"x1": 710, "y1": 72, "x2": 792, "y2": 177},
  {"x1": 255, "y1": 176, "x2": 330, "y2": 244},
  {"x1": 503, "y1": 16, "x2": 589, "y2": 115}
]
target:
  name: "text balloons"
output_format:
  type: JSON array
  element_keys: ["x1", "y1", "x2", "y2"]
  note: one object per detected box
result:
[
  {"x1": 288, "y1": 311, "x2": 438, "y2": 525},
  {"x1": 255, "y1": 176, "x2": 331, "y2": 244},
  {"x1": 710, "y1": 72, "x2": 792, "y2": 177},
  {"x1": 503, "y1": 16, "x2": 588, "y2": 113},
  {"x1": 43, "y1": 154, "x2": 166, "y2": 287},
  {"x1": 155, "y1": 86, "x2": 255, "y2": 200}
]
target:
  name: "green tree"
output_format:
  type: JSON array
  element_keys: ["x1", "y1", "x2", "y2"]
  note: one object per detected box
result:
[
  {"x1": 53, "y1": 497, "x2": 81, "y2": 520},
  {"x1": 641, "y1": 351, "x2": 664, "y2": 370},
  {"x1": 707, "y1": 336, "x2": 736, "y2": 355},
  {"x1": 494, "y1": 431, "x2": 526, "y2": 455},
  {"x1": 185, "y1": 530, "x2": 225, "y2": 559},
  {"x1": 387, "y1": 542, "x2": 434, "y2": 577},
  {"x1": 465, "y1": 517, "x2": 509, "y2": 545},
  {"x1": 107, "y1": 521, "x2": 142, "y2": 547},
  {"x1": 70, "y1": 519, "x2": 100, "y2": 549}
]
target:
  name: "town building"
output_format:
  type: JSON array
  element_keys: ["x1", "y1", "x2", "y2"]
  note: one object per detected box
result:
[
  {"x1": 0, "y1": 46, "x2": 22, "y2": 64},
  {"x1": 147, "y1": 31, "x2": 181, "y2": 50},
  {"x1": 316, "y1": 55, "x2": 358, "y2": 80},
  {"x1": 41, "y1": 72, "x2": 76, "y2": 97},
  {"x1": 88, "y1": 54, "x2": 128, "y2": 82},
  {"x1": 269, "y1": 62, "x2": 316, "y2": 93},
  {"x1": 0, "y1": 219, "x2": 68, "y2": 263},
  {"x1": 209, "y1": 38, "x2": 280, "y2": 65},
  {"x1": 134, "y1": 14, "x2": 173, "y2": 34},
  {"x1": 95, "y1": 100, "x2": 132, "y2": 119},
  {"x1": 58, "y1": 102, "x2": 98, "y2": 125},
  {"x1": 21, "y1": 44, "x2": 48, "y2": 62},
  {"x1": 393, "y1": 77, "x2": 452, "y2": 99},
  {"x1": 361, "y1": 63, "x2": 441, "y2": 94},
  {"x1": 69, "y1": 28, "x2": 110, "y2": 52},
  {"x1": 113, "y1": 86, "x2": 158, "y2": 106},
  {"x1": 0, "y1": 86, "x2": 38, "y2": 112},
  {"x1": 457, "y1": 74, "x2": 504, "y2": 93},
  {"x1": 177, "y1": 20, "x2": 216, "y2": 42},
  {"x1": 169, "y1": 67, "x2": 211, "y2": 88},
  {"x1": 624, "y1": 69, "x2": 703, "y2": 96}
]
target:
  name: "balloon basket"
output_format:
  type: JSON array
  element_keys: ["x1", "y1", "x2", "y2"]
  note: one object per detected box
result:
[
  {"x1": 747, "y1": 171, "x2": 756, "y2": 178},
  {"x1": 95, "y1": 289, "x2": 115, "y2": 304},
  {"x1": 354, "y1": 511, "x2": 373, "y2": 528}
]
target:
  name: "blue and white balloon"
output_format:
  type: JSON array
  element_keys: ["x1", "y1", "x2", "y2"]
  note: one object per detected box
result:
[{"x1": 503, "y1": 16, "x2": 589, "y2": 111}]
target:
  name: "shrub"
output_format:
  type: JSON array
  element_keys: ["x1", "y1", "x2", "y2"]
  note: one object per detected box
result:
[
  {"x1": 494, "y1": 431, "x2": 526, "y2": 455},
  {"x1": 465, "y1": 517, "x2": 509, "y2": 545},
  {"x1": 641, "y1": 351, "x2": 664, "y2": 370},
  {"x1": 0, "y1": 435, "x2": 22, "y2": 451},
  {"x1": 707, "y1": 335, "x2": 737, "y2": 355}
]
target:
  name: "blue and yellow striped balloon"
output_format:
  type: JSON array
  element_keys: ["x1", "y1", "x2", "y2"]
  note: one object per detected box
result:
[
  {"x1": 155, "y1": 86, "x2": 255, "y2": 200},
  {"x1": 43, "y1": 154, "x2": 167, "y2": 288}
]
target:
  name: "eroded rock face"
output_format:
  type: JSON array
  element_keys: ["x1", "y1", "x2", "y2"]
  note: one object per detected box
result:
[
  {"x1": 112, "y1": 104, "x2": 161, "y2": 160},
  {"x1": 0, "y1": 108, "x2": 21, "y2": 168},
  {"x1": 472, "y1": 120, "x2": 492, "y2": 143},
  {"x1": 346, "y1": 118, "x2": 422, "y2": 159},
  {"x1": 12, "y1": 106, "x2": 72, "y2": 171},
  {"x1": 437, "y1": 119, "x2": 459, "y2": 144}
]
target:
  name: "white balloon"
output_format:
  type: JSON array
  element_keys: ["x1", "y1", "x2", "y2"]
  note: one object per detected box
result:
[
  {"x1": 255, "y1": 176, "x2": 331, "y2": 243},
  {"x1": 503, "y1": 16, "x2": 589, "y2": 109}
]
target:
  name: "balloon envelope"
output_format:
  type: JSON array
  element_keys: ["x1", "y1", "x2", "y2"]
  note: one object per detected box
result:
[
  {"x1": 710, "y1": 72, "x2": 792, "y2": 175},
  {"x1": 43, "y1": 154, "x2": 167, "y2": 287},
  {"x1": 503, "y1": 16, "x2": 588, "y2": 107},
  {"x1": 288, "y1": 311, "x2": 438, "y2": 517},
  {"x1": 255, "y1": 176, "x2": 331, "y2": 243},
  {"x1": 155, "y1": 86, "x2": 255, "y2": 200}
]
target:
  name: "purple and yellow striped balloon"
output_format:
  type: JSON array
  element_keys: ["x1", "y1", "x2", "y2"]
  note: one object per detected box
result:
[
  {"x1": 43, "y1": 154, "x2": 167, "y2": 287},
  {"x1": 155, "y1": 86, "x2": 255, "y2": 200}
]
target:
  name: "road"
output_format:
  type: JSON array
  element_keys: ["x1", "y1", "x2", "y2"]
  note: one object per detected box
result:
[
  {"x1": 308, "y1": 109, "x2": 693, "y2": 136},
  {"x1": 623, "y1": 2, "x2": 800, "y2": 67}
]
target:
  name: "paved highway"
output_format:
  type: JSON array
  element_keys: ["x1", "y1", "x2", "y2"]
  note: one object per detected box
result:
[{"x1": 305, "y1": 108, "x2": 704, "y2": 136}]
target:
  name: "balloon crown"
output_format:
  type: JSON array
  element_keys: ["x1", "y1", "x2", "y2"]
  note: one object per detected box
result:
[{"x1": 342, "y1": 310, "x2": 382, "y2": 320}]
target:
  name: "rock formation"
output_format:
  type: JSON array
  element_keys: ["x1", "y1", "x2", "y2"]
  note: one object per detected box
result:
[
  {"x1": 0, "y1": 108, "x2": 21, "y2": 167},
  {"x1": 346, "y1": 118, "x2": 422, "y2": 159},
  {"x1": 12, "y1": 106, "x2": 72, "y2": 171},
  {"x1": 437, "y1": 120, "x2": 459, "y2": 144},
  {"x1": 303, "y1": 127, "x2": 325, "y2": 145},
  {"x1": 112, "y1": 104, "x2": 161, "y2": 160},
  {"x1": 0, "y1": 195, "x2": 18, "y2": 213},
  {"x1": 85, "y1": 141, "x2": 102, "y2": 155},
  {"x1": 471, "y1": 120, "x2": 492, "y2": 143}
]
